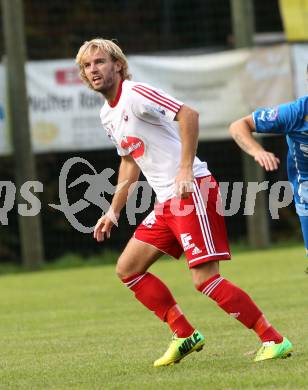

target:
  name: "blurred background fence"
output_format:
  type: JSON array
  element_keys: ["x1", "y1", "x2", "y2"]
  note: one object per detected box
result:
[
  {"x1": 0, "y1": 0, "x2": 283, "y2": 59},
  {"x1": 0, "y1": 0, "x2": 302, "y2": 264}
]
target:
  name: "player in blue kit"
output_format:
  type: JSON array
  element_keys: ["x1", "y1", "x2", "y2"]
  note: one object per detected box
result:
[{"x1": 229, "y1": 95, "x2": 308, "y2": 273}]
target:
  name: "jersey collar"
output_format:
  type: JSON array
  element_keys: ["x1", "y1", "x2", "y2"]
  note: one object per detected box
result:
[{"x1": 109, "y1": 79, "x2": 123, "y2": 108}]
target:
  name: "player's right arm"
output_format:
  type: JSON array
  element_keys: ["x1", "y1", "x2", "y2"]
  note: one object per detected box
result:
[
  {"x1": 93, "y1": 155, "x2": 140, "y2": 242},
  {"x1": 229, "y1": 114, "x2": 280, "y2": 172}
]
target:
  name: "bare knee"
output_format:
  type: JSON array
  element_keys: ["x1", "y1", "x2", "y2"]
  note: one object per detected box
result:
[
  {"x1": 115, "y1": 253, "x2": 149, "y2": 280},
  {"x1": 191, "y1": 261, "x2": 220, "y2": 289},
  {"x1": 115, "y1": 238, "x2": 162, "y2": 280},
  {"x1": 115, "y1": 257, "x2": 132, "y2": 280}
]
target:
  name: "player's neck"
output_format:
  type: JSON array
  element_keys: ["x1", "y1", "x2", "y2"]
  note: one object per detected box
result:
[{"x1": 106, "y1": 78, "x2": 123, "y2": 107}]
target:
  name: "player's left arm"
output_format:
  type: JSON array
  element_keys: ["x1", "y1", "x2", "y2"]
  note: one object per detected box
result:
[{"x1": 174, "y1": 104, "x2": 199, "y2": 198}]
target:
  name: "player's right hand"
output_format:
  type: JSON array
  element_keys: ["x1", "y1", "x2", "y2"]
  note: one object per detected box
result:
[
  {"x1": 93, "y1": 210, "x2": 119, "y2": 242},
  {"x1": 253, "y1": 151, "x2": 280, "y2": 171}
]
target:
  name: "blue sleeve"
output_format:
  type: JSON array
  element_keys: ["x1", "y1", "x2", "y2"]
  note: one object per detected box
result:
[{"x1": 253, "y1": 97, "x2": 308, "y2": 135}]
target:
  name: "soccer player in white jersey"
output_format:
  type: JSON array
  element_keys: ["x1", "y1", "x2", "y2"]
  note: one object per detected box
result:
[{"x1": 76, "y1": 38, "x2": 292, "y2": 366}]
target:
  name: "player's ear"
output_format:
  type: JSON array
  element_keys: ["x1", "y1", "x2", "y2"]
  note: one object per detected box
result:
[{"x1": 114, "y1": 60, "x2": 122, "y2": 73}]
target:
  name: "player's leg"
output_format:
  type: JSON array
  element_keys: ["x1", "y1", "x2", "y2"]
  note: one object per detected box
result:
[
  {"x1": 117, "y1": 237, "x2": 194, "y2": 337},
  {"x1": 178, "y1": 176, "x2": 292, "y2": 361},
  {"x1": 191, "y1": 260, "x2": 278, "y2": 341},
  {"x1": 122, "y1": 210, "x2": 204, "y2": 367},
  {"x1": 191, "y1": 261, "x2": 293, "y2": 361},
  {"x1": 116, "y1": 223, "x2": 203, "y2": 366},
  {"x1": 116, "y1": 236, "x2": 162, "y2": 278}
]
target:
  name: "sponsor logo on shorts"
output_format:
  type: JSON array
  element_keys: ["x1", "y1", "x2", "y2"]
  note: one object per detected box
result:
[
  {"x1": 192, "y1": 246, "x2": 202, "y2": 255},
  {"x1": 180, "y1": 233, "x2": 195, "y2": 251}
]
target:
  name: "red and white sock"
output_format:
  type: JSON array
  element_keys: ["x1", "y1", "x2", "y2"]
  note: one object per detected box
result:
[
  {"x1": 253, "y1": 314, "x2": 283, "y2": 343},
  {"x1": 197, "y1": 274, "x2": 282, "y2": 344},
  {"x1": 122, "y1": 272, "x2": 194, "y2": 338}
]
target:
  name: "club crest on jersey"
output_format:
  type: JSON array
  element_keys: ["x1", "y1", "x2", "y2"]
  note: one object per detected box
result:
[
  {"x1": 259, "y1": 107, "x2": 278, "y2": 122},
  {"x1": 121, "y1": 136, "x2": 145, "y2": 158},
  {"x1": 122, "y1": 109, "x2": 128, "y2": 121}
]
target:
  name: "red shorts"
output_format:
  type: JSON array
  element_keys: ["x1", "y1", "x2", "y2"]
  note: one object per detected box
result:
[{"x1": 134, "y1": 176, "x2": 231, "y2": 268}]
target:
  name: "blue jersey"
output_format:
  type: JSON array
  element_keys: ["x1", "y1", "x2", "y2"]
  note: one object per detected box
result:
[
  {"x1": 253, "y1": 96, "x2": 308, "y2": 182},
  {"x1": 253, "y1": 96, "x2": 308, "y2": 207},
  {"x1": 253, "y1": 96, "x2": 308, "y2": 251}
]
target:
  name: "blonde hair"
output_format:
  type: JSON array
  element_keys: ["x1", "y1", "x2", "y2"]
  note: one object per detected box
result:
[{"x1": 76, "y1": 38, "x2": 131, "y2": 88}]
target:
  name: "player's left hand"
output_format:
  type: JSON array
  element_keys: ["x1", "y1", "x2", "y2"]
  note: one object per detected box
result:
[{"x1": 175, "y1": 168, "x2": 194, "y2": 199}]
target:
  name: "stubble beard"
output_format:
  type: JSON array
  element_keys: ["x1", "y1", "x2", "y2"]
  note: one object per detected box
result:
[{"x1": 93, "y1": 75, "x2": 114, "y2": 97}]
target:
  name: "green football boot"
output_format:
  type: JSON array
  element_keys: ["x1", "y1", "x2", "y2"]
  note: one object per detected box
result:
[
  {"x1": 254, "y1": 337, "x2": 293, "y2": 362},
  {"x1": 153, "y1": 330, "x2": 205, "y2": 367}
]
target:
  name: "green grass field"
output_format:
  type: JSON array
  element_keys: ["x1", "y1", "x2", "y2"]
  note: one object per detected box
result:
[{"x1": 0, "y1": 244, "x2": 307, "y2": 389}]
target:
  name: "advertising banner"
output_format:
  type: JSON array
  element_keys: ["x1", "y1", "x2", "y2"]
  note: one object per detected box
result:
[
  {"x1": 129, "y1": 49, "x2": 251, "y2": 140},
  {"x1": 240, "y1": 44, "x2": 294, "y2": 109},
  {"x1": 27, "y1": 60, "x2": 110, "y2": 153}
]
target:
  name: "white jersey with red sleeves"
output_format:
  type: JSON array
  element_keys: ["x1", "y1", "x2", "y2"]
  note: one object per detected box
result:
[{"x1": 100, "y1": 80, "x2": 210, "y2": 202}]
